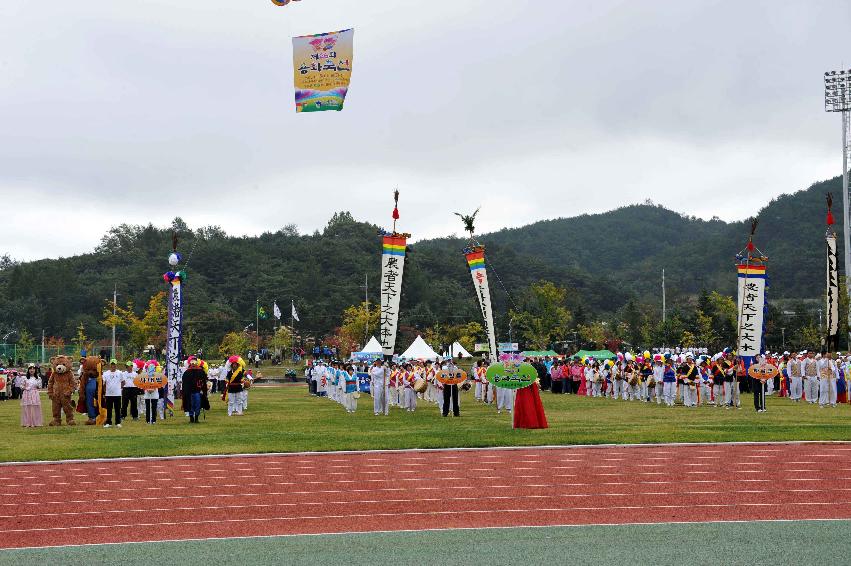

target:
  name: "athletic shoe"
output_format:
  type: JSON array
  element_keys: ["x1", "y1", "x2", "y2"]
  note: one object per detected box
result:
[{"x1": 116, "y1": 424, "x2": 122, "y2": 428}]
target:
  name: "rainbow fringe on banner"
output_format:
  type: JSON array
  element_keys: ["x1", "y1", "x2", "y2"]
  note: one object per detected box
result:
[
  {"x1": 466, "y1": 251, "x2": 485, "y2": 271},
  {"x1": 382, "y1": 236, "x2": 407, "y2": 256},
  {"x1": 737, "y1": 264, "x2": 766, "y2": 278}
]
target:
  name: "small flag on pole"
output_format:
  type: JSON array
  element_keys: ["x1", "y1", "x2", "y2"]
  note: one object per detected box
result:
[
  {"x1": 273, "y1": 302, "x2": 282, "y2": 321},
  {"x1": 291, "y1": 300, "x2": 300, "y2": 322},
  {"x1": 259, "y1": 306, "x2": 268, "y2": 320}
]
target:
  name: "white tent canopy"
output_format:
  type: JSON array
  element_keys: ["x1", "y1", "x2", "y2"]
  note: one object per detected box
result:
[
  {"x1": 360, "y1": 336, "x2": 383, "y2": 354},
  {"x1": 400, "y1": 335, "x2": 440, "y2": 361},
  {"x1": 442, "y1": 341, "x2": 472, "y2": 358}
]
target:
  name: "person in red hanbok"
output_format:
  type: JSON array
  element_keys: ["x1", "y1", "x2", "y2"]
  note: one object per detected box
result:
[{"x1": 513, "y1": 380, "x2": 548, "y2": 430}]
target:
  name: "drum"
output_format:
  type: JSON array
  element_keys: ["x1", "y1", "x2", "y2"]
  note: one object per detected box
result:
[
  {"x1": 242, "y1": 379, "x2": 252, "y2": 389},
  {"x1": 413, "y1": 378, "x2": 427, "y2": 393},
  {"x1": 627, "y1": 376, "x2": 638, "y2": 386},
  {"x1": 461, "y1": 381, "x2": 472, "y2": 391}
]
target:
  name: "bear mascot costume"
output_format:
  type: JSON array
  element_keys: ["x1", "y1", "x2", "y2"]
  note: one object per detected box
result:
[
  {"x1": 47, "y1": 355, "x2": 78, "y2": 426},
  {"x1": 75, "y1": 356, "x2": 107, "y2": 426}
]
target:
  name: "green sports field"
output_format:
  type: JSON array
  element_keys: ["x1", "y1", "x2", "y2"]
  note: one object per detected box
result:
[
  {"x1": 0, "y1": 386, "x2": 848, "y2": 462},
  {"x1": 1, "y1": 521, "x2": 846, "y2": 566}
]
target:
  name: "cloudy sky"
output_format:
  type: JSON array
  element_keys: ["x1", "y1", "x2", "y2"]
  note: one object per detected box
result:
[{"x1": 1, "y1": 0, "x2": 848, "y2": 260}]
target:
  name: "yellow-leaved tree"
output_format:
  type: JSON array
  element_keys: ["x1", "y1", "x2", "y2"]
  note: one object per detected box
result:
[{"x1": 101, "y1": 291, "x2": 168, "y2": 356}]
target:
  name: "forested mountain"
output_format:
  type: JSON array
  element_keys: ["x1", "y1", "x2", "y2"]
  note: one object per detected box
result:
[{"x1": 0, "y1": 173, "x2": 844, "y2": 355}]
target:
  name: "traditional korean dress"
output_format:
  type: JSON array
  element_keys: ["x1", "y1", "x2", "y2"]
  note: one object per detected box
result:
[{"x1": 20, "y1": 375, "x2": 43, "y2": 427}]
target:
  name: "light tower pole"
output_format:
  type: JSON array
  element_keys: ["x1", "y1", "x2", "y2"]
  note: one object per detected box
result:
[{"x1": 824, "y1": 68, "x2": 851, "y2": 347}]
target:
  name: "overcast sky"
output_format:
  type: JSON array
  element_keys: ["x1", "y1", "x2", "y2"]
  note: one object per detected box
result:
[{"x1": 1, "y1": 0, "x2": 849, "y2": 260}]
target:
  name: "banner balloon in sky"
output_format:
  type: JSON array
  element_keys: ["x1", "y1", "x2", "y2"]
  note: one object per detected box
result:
[{"x1": 292, "y1": 28, "x2": 354, "y2": 113}]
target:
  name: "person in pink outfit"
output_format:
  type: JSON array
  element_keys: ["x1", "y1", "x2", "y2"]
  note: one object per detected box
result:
[{"x1": 20, "y1": 365, "x2": 43, "y2": 427}]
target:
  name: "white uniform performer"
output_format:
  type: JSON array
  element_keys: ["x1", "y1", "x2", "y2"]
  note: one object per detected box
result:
[
  {"x1": 370, "y1": 360, "x2": 389, "y2": 416},
  {"x1": 653, "y1": 361, "x2": 665, "y2": 404},
  {"x1": 802, "y1": 353, "x2": 819, "y2": 404},
  {"x1": 817, "y1": 353, "x2": 838, "y2": 407},
  {"x1": 495, "y1": 361, "x2": 514, "y2": 414},
  {"x1": 787, "y1": 354, "x2": 803, "y2": 402}
]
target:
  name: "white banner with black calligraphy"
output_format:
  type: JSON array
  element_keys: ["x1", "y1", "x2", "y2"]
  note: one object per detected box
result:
[
  {"x1": 736, "y1": 264, "x2": 766, "y2": 357},
  {"x1": 379, "y1": 236, "x2": 407, "y2": 356},
  {"x1": 827, "y1": 233, "x2": 839, "y2": 337},
  {"x1": 166, "y1": 280, "x2": 183, "y2": 381},
  {"x1": 465, "y1": 248, "x2": 498, "y2": 360}
]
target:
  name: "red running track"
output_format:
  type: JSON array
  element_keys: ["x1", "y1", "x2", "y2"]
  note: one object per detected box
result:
[{"x1": 1, "y1": 442, "x2": 850, "y2": 549}]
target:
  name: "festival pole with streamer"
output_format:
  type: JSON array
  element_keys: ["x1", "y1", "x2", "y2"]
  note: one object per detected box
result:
[
  {"x1": 162, "y1": 232, "x2": 186, "y2": 416},
  {"x1": 826, "y1": 194, "x2": 840, "y2": 352},
  {"x1": 735, "y1": 219, "x2": 768, "y2": 403},
  {"x1": 378, "y1": 190, "x2": 409, "y2": 359},
  {"x1": 457, "y1": 208, "x2": 499, "y2": 362}
]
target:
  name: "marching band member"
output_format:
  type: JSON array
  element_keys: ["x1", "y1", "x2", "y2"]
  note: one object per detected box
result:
[
  {"x1": 720, "y1": 349, "x2": 738, "y2": 409},
  {"x1": 370, "y1": 359, "x2": 389, "y2": 416},
  {"x1": 584, "y1": 358, "x2": 594, "y2": 397},
  {"x1": 639, "y1": 355, "x2": 653, "y2": 402},
  {"x1": 787, "y1": 352, "x2": 804, "y2": 402},
  {"x1": 698, "y1": 357, "x2": 712, "y2": 406},
  {"x1": 403, "y1": 363, "x2": 417, "y2": 412},
  {"x1": 653, "y1": 356, "x2": 665, "y2": 404},
  {"x1": 223, "y1": 356, "x2": 246, "y2": 416},
  {"x1": 613, "y1": 359, "x2": 626, "y2": 400},
  {"x1": 680, "y1": 354, "x2": 698, "y2": 408},
  {"x1": 802, "y1": 351, "x2": 819, "y2": 404},
  {"x1": 473, "y1": 359, "x2": 484, "y2": 402},
  {"x1": 590, "y1": 360, "x2": 603, "y2": 398},
  {"x1": 818, "y1": 351, "x2": 838, "y2": 408},
  {"x1": 662, "y1": 355, "x2": 677, "y2": 407},
  {"x1": 433, "y1": 361, "x2": 445, "y2": 413}
]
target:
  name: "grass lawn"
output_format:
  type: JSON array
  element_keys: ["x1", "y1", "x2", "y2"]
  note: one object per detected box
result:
[{"x1": 0, "y1": 386, "x2": 848, "y2": 462}]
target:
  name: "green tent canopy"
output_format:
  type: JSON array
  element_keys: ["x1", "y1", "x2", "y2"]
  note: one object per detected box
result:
[
  {"x1": 570, "y1": 349, "x2": 617, "y2": 360},
  {"x1": 521, "y1": 350, "x2": 559, "y2": 358}
]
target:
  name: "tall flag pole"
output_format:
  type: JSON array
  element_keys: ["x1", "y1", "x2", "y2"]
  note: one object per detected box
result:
[
  {"x1": 735, "y1": 219, "x2": 768, "y2": 370},
  {"x1": 163, "y1": 232, "x2": 185, "y2": 416},
  {"x1": 826, "y1": 193, "x2": 840, "y2": 351},
  {"x1": 378, "y1": 190, "x2": 409, "y2": 358},
  {"x1": 456, "y1": 208, "x2": 498, "y2": 362}
]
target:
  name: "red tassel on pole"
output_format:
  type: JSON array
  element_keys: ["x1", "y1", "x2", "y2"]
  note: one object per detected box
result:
[
  {"x1": 827, "y1": 210, "x2": 835, "y2": 226},
  {"x1": 747, "y1": 240, "x2": 755, "y2": 252},
  {"x1": 392, "y1": 206, "x2": 400, "y2": 220},
  {"x1": 827, "y1": 193, "x2": 835, "y2": 226}
]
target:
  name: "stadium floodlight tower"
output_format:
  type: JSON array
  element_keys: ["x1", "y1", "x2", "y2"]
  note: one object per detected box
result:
[{"x1": 824, "y1": 68, "x2": 851, "y2": 347}]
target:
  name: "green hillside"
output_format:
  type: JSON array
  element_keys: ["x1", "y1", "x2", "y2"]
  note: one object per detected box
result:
[{"x1": 0, "y1": 174, "x2": 844, "y2": 355}]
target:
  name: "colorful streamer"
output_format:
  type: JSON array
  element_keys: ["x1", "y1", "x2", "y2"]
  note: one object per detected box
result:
[{"x1": 465, "y1": 246, "x2": 498, "y2": 360}]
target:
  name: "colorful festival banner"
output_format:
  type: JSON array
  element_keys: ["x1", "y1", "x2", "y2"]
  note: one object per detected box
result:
[
  {"x1": 736, "y1": 264, "x2": 766, "y2": 356},
  {"x1": 292, "y1": 28, "x2": 353, "y2": 113},
  {"x1": 465, "y1": 246, "x2": 498, "y2": 361},
  {"x1": 379, "y1": 235, "x2": 407, "y2": 356}
]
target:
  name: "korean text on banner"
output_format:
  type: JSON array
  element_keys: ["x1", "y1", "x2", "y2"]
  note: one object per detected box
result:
[
  {"x1": 379, "y1": 236, "x2": 407, "y2": 356},
  {"x1": 736, "y1": 264, "x2": 766, "y2": 356},
  {"x1": 292, "y1": 28, "x2": 353, "y2": 113},
  {"x1": 166, "y1": 280, "x2": 183, "y2": 381},
  {"x1": 466, "y1": 249, "x2": 498, "y2": 360},
  {"x1": 827, "y1": 233, "x2": 839, "y2": 336}
]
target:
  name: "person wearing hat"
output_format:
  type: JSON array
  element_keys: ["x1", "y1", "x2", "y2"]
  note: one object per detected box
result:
[
  {"x1": 661, "y1": 356, "x2": 677, "y2": 406},
  {"x1": 181, "y1": 357, "x2": 208, "y2": 423},
  {"x1": 802, "y1": 351, "x2": 819, "y2": 404},
  {"x1": 102, "y1": 359, "x2": 124, "y2": 428}
]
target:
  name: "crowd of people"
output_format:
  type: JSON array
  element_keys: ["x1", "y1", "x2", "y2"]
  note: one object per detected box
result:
[
  {"x1": 3, "y1": 354, "x2": 257, "y2": 428},
  {"x1": 304, "y1": 347, "x2": 848, "y2": 416},
  {"x1": 527, "y1": 348, "x2": 847, "y2": 412},
  {"x1": 306, "y1": 358, "x2": 516, "y2": 417}
]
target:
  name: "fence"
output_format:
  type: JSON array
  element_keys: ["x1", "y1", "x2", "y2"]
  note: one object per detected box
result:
[{"x1": 0, "y1": 344, "x2": 127, "y2": 366}]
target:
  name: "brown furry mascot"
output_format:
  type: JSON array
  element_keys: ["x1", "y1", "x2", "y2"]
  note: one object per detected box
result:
[
  {"x1": 75, "y1": 356, "x2": 107, "y2": 426},
  {"x1": 47, "y1": 355, "x2": 78, "y2": 426}
]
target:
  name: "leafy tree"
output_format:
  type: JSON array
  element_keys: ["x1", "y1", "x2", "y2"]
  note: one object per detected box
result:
[
  {"x1": 219, "y1": 332, "x2": 251, "y2": 357},
  {"x1": 17, "y1": 329, "x2": 35, "y2": 361},
  {"x1": 578, "y1": 321, "x2": 608, "y2": 349},
  {"x1": 510, "y1": 280, "x2": 572, "y2": 349},
  {"x1": 340, "y1": 302, "x2": 379, "y2": 351},
  {"x1": 101, "y1": 291, "x2": 168, "y2": 355},
  {"x1": 268, "y1": 325, "x2": 293, "y2": 355}
]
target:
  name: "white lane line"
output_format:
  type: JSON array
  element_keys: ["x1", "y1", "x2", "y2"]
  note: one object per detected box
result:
[
  {"x1": 5, "y1": 501, "x2": 851, "y2": 534},
  {"x1": 8, "y1": 487, "x2": 850, "y2": 518}
]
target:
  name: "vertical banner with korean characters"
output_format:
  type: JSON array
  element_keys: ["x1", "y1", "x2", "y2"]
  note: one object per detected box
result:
[
  {"x1": 379, "y1": 235, "x2": 407, "y2": 357},
  {"x1": 736, "y1": 264, "x2": 766, "y2": 357},
  {"x1": 465, "y1": 246, "x2": 498, "y2": 361},
  {"x1": 827, "y1": 232, "x2": 840, "y2": 338},
  {"x1": 292, "y1": 28, "x2": 353, "y2": 113}
]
